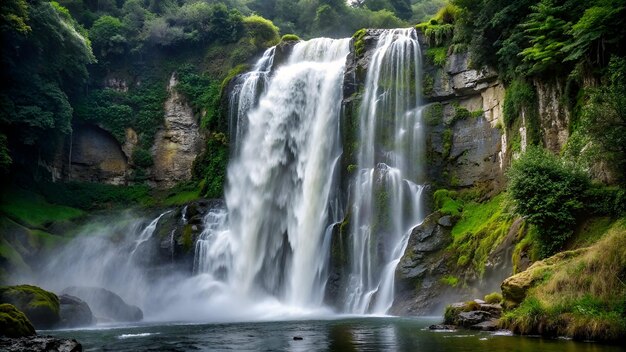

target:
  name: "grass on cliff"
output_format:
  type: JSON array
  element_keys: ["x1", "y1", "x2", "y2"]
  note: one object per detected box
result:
[
  {"x1": 0, "y1": 189, "x2": 85, "y2": 228},
  {"x1": 442, "y1": 192, "x2": 517, "y2": 277},
  {"x1": 501, "y1": 218, "x2": 626, "y2": 341}
]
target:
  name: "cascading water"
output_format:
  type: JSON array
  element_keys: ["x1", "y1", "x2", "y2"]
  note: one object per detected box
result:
[
  {"x1": 25, "y1": 29, "x2": 425, "y2": 323},
  {"x1": 194, "y1": 38, "x2": 350, "y2": 311},
  {"x1": 228, "y1": 47, "x2": 275, "y2": 155},
  {"x1": 344, "y1": 28, "x2": 425, "y2": 314}
]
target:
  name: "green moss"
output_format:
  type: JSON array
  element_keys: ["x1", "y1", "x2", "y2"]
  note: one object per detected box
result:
[
  {"x1": 440, "y1": 275, "x2": 459, "y2": 287},
  {"x1": 442, "y1": 127, "x2": 452, "y2": 159},
  {"x1": 484, "y1": 292, "x2": 503, "y2": 304},
  {"x1": 0, "y1": 303, "x2": 35, "y2": 337},
  {"x1": 281, "y1": 34, "x2": 300, "y2": 42},
  {"x1": 181, "y1": 224, "x2": 193, "y2": 252},
  {"x1": 352, "y1": 28, "x2": 367, "y2": 58},
  {"x1": 433, "y1": 189, "x2": 463, "y2": 217},
  {"x1": 33, "y1": 182, "x2": 151, "y2": 210},
  {"x1": 448, "y1": 193, "x2": 514, "y2": 276},
  {"x1": 221, "y1": 64, "x2": 250, "y2": 92},
  {"x1": 423, "y1": 103, "x2": 443, "y2": 126},
  {"x1": 0, "y1": 285, "x2": 60, "y2": 328},
  {"x1": 425, "y1": 46, "x2": 447, "y2": 67},
  {"x1": 422, "y1": 74, "x2": 434, "y2": 96},
  {"x1": 0, "y1": 189, "x2": 85, "y2": 228}
]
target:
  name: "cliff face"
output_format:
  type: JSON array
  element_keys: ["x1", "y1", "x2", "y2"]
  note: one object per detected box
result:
[
  {"x1": 336, "y1": 29, "x2": 576, "y2": 315},
  {"x1": 151, "y1": 73, "x2": 206, "y2": 189}
]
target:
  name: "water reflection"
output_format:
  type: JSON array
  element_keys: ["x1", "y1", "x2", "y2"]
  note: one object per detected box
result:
[{"x1": 46, "y1": 317, "x2": 622, "y2": 352}]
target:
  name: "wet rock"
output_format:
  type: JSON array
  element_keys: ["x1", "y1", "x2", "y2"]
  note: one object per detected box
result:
[
  {"x1": 293, "y1": 336, "x2": 303, "y2": 341},
  {"x1": 428, "y1": 324, "x2": 455, "y2": 330},
  {"x1": 58, "y1": 295, "x2": 94, "y2": 328},
  {"x1": 501, "y1": 248, "x2": 586, "y2": 306},
  {"x1": 469, "y1": 319, "x2": 499, "y2": 331},
  {"x1": 62, "y1": 286, "x2": 142, "y2": 322},
  {"x1": 437, "y1": 215, "x2": 453, "y2": 227},
  {"x1": 444, "y1": 300, "x2": 502, "y2": 328},
  {"x1": 457, "y1": 311, "x2": 493, "y2": 327},
  {"x1": 0, "y1": 304, "x2": 35, "y2": 338},
  {"x1": 0, "y1": 336, "x2": 82, "y2": 352}
]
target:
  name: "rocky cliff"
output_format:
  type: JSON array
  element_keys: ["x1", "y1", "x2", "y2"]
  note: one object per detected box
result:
[{"x1": 151, "y1": 73, "x2": 206, "y2": 189}]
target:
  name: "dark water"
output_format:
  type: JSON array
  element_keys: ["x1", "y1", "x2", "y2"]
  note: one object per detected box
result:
[{"x1": 44, "y1": 317, "x2": 623, "y2": 352}]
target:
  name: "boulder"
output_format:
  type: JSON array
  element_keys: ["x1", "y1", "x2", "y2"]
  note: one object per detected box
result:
[
  {"x1": 0, "y1": 336, "x2": 81, "y2": 352},
  {"x1": 501, "y1": 248, "x2": 586, "y2": 305},
  {"x1": 0, "y1": 304, "x2": 35, "y2": 338},
  {"x1": 58, "y1": 295, "x2": 94, "y2": 328},
  {"x1": 62, "y1": 286, "x2": 142, "y2": 322},
  {"x1": 469, "y1": 319, "x2": 500, "y2": 331},
  {"x1": 443, "y1": 300, "x2": 502, "y2": 328},
  {"x1": 0, "y1": 285, "x2": 60, "y2": 329},
  {"x1": 457, "y1": 310, "x2": 493, "y2": 327}
]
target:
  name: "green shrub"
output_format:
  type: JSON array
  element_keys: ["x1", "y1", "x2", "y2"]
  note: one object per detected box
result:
[
  {"x1": 352, "y1": 28, "x2": 367, "y2": 57},
  {"x1": 425, "y1": 46, "x2": 447, "y2": 67},
  {"x1": 433, "y1": 189, "x2": 462, "y2": 217},
  {"x1": 503, "y1": 79, "x2": 535, "y2": 129},
  {"x1": 132, "y1": 148, "x2": 153, "y2": 168},
  {"x1": 440, "y1": 275, "x2": 459, "y2": 287},
  {"x1": 508, "y1": 147, "x2": 590, "y2": 256},
  {"x1": 243, "y1": 15, "x2": 279, "y2": 49}
]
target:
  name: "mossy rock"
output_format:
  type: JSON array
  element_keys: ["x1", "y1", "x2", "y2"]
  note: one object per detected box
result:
[
  {"x1": 0, "y1": 303, "x2": 36, "y2": 337},
  {"x1": 0, "y1": 285, "x2": 60, "y2": 329},
  {"x1": 501, "y1": 248, "x2": 587, "y2": 306}
]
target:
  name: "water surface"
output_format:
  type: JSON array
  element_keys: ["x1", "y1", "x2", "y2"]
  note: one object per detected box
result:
[{"x1": 45, "y1": 317, "x2": 622, "y2": 352}]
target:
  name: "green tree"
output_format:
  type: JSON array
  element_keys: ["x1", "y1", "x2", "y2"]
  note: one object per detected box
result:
[
  {"x1": 90, "y1": 15, "x2": 126, "y2": 59},
  {"x1": 508, "y1": 147, "x2": 589, "y2": 256}
]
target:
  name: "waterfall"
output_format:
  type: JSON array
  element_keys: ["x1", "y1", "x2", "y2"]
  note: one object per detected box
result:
[
  {"x1": 228, "y1": 47, "x2": 275, "y2": 155},
  {"x1": 345, "y1": 28, "x2": 425, "y2": 314},
  {"x1": 195, "y1": 29, "x2": 424, "y2": 316},
  {"x1": 195, "y1": 38, "x2": 350, "y2": 310}
]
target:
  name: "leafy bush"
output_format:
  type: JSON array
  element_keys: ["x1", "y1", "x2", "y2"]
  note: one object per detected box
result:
[
  {"x1": 132, "y1": 148, "x2": 153, "y2": 168},
  {"x1": 503, "y1": 79, "x2": 535, "y2": 128},
  {"x1": 425, "y1": 46, "x2": 447, "y2": 67},
  {"x1": 243, "y1": 15, "x2": 279, "y2": 49},
  {"x1": 508, "y1": 147, "x2": 590, "y2": 256}
]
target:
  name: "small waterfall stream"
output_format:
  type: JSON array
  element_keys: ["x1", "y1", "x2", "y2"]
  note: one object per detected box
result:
[{"x1": 344, "y1": 28, "x2": 425, "y2": 314}]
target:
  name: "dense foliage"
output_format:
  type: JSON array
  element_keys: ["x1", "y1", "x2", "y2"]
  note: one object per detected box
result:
[
  {"x1": 0, "y1": 0, "x2": 94, "y2": 168},
  {"x1": 508, "y1": 147, "x2": 590, "y2": 256},
  {"x1": 452, "y1": 0, "x2": 626, "y2": 80}
]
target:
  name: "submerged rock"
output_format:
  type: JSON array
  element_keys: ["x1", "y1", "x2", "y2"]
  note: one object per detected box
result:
[
  {"x1": 0, "y1": 336, "x2": 82, "y2": 352},
  {"x1": 58, "y1": 295, "x2": 94, "y2": 328},
  {"x1": 0, "y1": 285, "x2": 60, "y2": 329},
  {"x1": 62, "y1": 286, "x2": 142, "y2": 322},
  {"x1": 0, "y1": 304, "x2": 36, "y2": 338}
]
